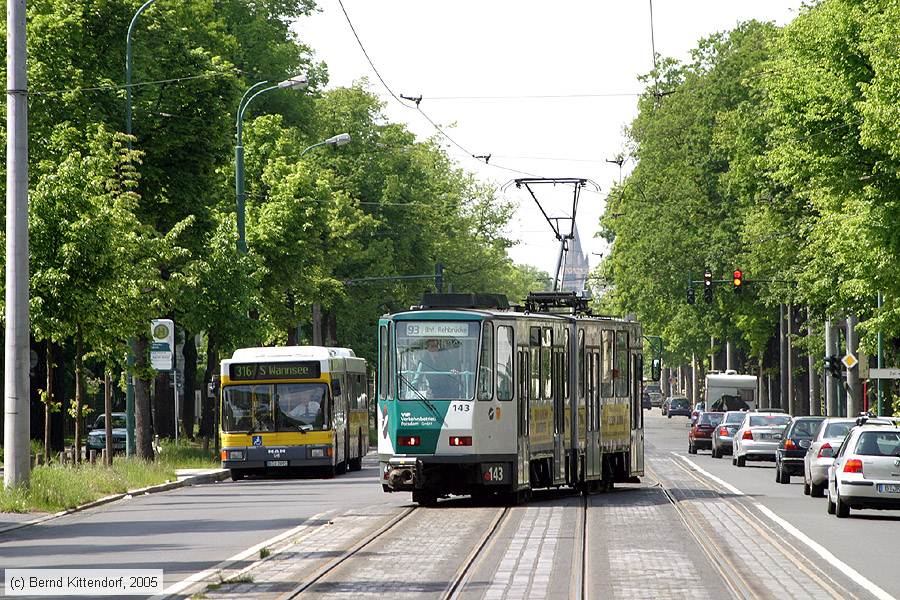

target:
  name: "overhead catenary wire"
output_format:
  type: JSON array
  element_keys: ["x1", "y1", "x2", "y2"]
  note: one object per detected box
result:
[{"x1": 29, "y1": 70, "x2": 239, "y2": 96}]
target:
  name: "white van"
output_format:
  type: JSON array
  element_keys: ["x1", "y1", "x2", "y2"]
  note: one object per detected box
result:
[{"x1": 705, "y1": 371, "x2": 757, "y2": 412}]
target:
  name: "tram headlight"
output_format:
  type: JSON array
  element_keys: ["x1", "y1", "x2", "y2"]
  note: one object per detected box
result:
[{"x1": 228, "y1": 450, "x2": 245, "y2": 461}]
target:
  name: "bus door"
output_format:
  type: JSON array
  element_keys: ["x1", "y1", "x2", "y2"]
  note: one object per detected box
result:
[
  {"x1": 517, "y1": 349, "x2": 530, "y2": 487},
  {"x1": 630, "y1": 352, "x2": 644, "y2": 474}
]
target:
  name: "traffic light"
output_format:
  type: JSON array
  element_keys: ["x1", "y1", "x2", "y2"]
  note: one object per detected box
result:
[
  {"x1": 733, "y1": 270, "x2": 743, "y2": 293},
  {"x1": 703, "y1": 269, "x2": 713, "y2": 304},
  {"x1": 824, "y1": 356, "x2": 841, "y2": 377},
  {"x1": 687, "y1": 287, "x2": 695, "y2": 304}
]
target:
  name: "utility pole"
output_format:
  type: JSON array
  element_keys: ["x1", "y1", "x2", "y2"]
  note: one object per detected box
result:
[
  {"x1": 877, "y1": 292, "x2": 884, "y2": 416},
  {"x1": 709, "y1": 336, "x2": 716, "y2": 372},
  {"x1": 808, "y1": 308, "x2": 820, "y2": 416},
  {"x1": 786, "y1": 305, "x2": 795, "y2": 415},
  {"x1": 4, "y1": 0, "x2": 31, "y2": 488},
  {"x1": 690, "y1": 354, "x2": 698, "y2": 405},
  {"x1": 778, "y1": 304, "x2": 788, "y2": 410},
  {"x1": 846, "y1": 314, "x2": 861, "y2": 416},
  {"x1": 726, "y1": 341, "x2": 735, "y2": 371}
]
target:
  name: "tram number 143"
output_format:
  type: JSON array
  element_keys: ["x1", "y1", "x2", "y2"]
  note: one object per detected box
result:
[{"x1": 481, "y1": 463, "x2": 509, "y2": 484}]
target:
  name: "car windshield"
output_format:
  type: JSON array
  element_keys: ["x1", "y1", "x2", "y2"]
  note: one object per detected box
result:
[
  {"x1": 789, "y1": 419, "x2": 825, "y2": 438},
  {"x1": 823, "y1": 422, "x2": 852, "y2": 439},
  {"x1": 222, "y1": 383, "x2": 329, "y2": 433},
  {"x1": 670, "y1": 398, "x2": 689, "y2": 408},
  {"x1": 395, "y1": 321, "x2": 480, "y2": 400},
  {"x1": 699, "y1": 413, "x2": 724, "y2": 426},
  {"x1": 749, "y1": 415, "x2": 791, "y2": 427},
  {"x1": 94, "y1": 415, "x2": 126, "y2": 429},
  {"x1": 724, "y1": 412, "x2": 745, "y2": 424},
  {"x1": 854, "y1": 431, "x2": 900, "y2": 456}
]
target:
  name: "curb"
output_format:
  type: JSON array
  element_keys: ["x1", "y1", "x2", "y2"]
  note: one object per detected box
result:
[{"x1": 0, "y1": 469, "x2": 230, "y2": 537}]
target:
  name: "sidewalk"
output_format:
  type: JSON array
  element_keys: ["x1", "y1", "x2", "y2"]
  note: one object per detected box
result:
[{"x1": 0, "y1": 466, "x2": 229, "y2": 535}]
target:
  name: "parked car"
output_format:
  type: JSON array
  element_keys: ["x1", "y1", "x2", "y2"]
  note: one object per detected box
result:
[
  {"x1": 827, "y1": 425, "x2": 900, "y2": 518},
  {"x1": 732, "y1": 412, "x2": 792, "y2": 467},
  {"x1": 642, "y1": 394, "x2": 652, "y2": 410},
  {"x1": 689, "y1": 412, "x2": 724, "y2": 454},
  {"x1": 775, "y1": 416, "x2": 826, "y2": 484},
  {"x1": 86, "y1": 412, "x2": 127, "y2": 454},
  {"x1": 690, "y1": 402, "x2": 706, "y2": 425},
  {"x1": 711, "y1": 410, "x2": 747, "y2": 458},
  {"x1": 666, "y1": 396, "x2": 691, "y2": 418},
  {"x1": 803, "y1": 418, "x2": 855, "y2": 497}
]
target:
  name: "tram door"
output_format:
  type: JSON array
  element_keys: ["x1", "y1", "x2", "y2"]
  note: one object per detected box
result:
[
  {"x1": 516, "y1": 349, "x2": 530, "y2": 487},
  {"x1": 630, "y1": 351, "x2": 645, "y2": 474}
]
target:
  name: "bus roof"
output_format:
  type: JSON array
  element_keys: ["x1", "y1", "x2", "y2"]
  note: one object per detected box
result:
[{"x1": 229, "y1": 346, "x2": 356, "y2": 362}]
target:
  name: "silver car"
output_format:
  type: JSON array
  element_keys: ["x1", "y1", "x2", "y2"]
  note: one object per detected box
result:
[
  {"x1": 732, "y1": 412, "x2": 791, "y2": 467},
  {"x1": 827, "y1": 426, "x2": 900, "y2": 518},
  {"x1": 711, "y1": 410, "x2": 746, "y2": 458},
  {"x1": 803, "y1": 418, "x2": 854, "y2": 497}
]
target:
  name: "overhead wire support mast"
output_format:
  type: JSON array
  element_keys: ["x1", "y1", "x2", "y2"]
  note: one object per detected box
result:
[{"x1": 508, "y1": 177, "x2": 600, "y2": 292}]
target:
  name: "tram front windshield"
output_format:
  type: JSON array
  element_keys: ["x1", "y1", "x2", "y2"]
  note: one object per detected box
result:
[
  {"x1": 222, "y1": 383, "x2": 329, "y2": 433},
  {"x1": 396, "y1": 321, "x2": 479, "y2": 400}
]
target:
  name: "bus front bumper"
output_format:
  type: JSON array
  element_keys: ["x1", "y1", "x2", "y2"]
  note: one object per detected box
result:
[{"x1": 222, "y1": 445, "x2": 333, "y2": 469}]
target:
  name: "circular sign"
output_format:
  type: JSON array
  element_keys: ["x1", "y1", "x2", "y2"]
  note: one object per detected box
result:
[{"x1": 153, "y1": 323, "x2": 170, "y2": 340}]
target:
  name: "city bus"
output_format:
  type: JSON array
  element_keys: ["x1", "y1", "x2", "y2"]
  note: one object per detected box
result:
[{"x1": 219, "y1": 346, "x2": 369, "y2": 481}]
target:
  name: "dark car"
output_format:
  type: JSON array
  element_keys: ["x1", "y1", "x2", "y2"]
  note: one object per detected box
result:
[
  {"x1": 775, "y1": 416, "x2": 826, "y2": 483},
  {"x1": 86, "y1": 412, "x2": 127, "y2": 453},
  {"x1": 642, "y1": 394, "x2": 652, "y2": 410},
  {"x1": 689, "y1": 412, "x2": 725, "y2": 454},
  {"x1": 667, "y1": 396, "x2": 691, "y2": 418}
]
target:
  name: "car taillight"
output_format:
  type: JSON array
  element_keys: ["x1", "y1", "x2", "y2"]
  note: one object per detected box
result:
[
  {"x1": 843, "y1": 459, "x2": 863, "y2": 474},
  {"x1": 817, "y1": 443, "x2": 833, "y2": 458},
  {"x1": 784, "y1": 439, "x2": 796, "y2": 450},
  {"x1": 449, "y1": 436, "x2": 472, "y2": 447},
  {"x1": 742, "y1": 430, "x2": 753, "y2": 440},
  {"x1": 398, "y1": 436, "x2": 421, "y2": 447},
  {"x1": 719, "y1": 427, "x2": 729, "y2": 436}
]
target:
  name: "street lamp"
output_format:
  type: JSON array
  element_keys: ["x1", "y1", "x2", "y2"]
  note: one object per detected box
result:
[
  {"x1": 235, "y1": 75, "x2": 309, "y2": 254},
  {"x1": 300, "y1": 133, "x2": 352, "y2": 157}
]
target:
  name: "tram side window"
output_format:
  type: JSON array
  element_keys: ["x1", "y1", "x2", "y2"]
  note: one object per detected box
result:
[
  {"x1": 615, "y1": 331, "x2": 629, "y2": 397},
  {"x1": 563, "y1": 329, "x2": 570, "y2": 399},
  {"x1": 541, "y1": 328, "x2": 553, "y2": 400},
  {"x1": 497, "y1": 326, "x2": 514, "y2": 401},
  {"x1": 577, "y1": 330, "x2": 585, "y2": 401},
  {"x1": 529, "y1": 327, "x2": 541, "y2": 402},
  {"x1": 601, "y1": 330, "x2": 614, "y2": 397},
  {"x1": 586, "y1": 350, "x2": 594, "y2": 429},
  {"x1": 478, "y1": 324, "x2": 494, "y2": 401},
  {"x1": 378, "y1": 325, "x2": 390, "y2": 399},
  {"x1": 592, "y1": 352, "x2": 601, "y2": 430}
]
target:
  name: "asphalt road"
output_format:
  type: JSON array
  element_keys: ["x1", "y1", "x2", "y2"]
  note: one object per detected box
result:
[
  {"x1": 0, "y1": 457, "x2": 407, "y2": 591},
  {"x1": 647, "y1": 409, "x2": 900, "y2": 598}
]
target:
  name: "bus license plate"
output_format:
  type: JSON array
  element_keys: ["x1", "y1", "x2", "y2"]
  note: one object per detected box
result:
[
  {"x1": 877, "y1": 483, "x2": 900, "y2": 494},
  {"x1": 266, "y1": 460, "x2": 288, "y2": 467},
  {"x1": 481, "y1": 463, "x2": 509, "y2": 485}
]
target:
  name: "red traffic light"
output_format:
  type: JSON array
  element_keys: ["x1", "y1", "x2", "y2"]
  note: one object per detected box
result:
[{"x1": 733, "y1": 270, "x2": 743, "y2": 286}]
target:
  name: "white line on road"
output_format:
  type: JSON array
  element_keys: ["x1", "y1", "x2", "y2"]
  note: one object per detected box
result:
[
  {"x1": 150, "y1": 509, "x2": 333, "y2": 600},
  {"x1": 671, "y1": 452, "x2": 896, "y2": 600}
]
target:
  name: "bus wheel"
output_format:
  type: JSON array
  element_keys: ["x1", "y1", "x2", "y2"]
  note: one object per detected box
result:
[{"x1": 230, "y1": 469, "x2": 246, "y2": 482}]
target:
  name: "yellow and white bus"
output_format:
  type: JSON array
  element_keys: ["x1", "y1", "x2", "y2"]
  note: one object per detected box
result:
[{"x1": 220, "y1": 346, "x2": 369, "y2": 480}]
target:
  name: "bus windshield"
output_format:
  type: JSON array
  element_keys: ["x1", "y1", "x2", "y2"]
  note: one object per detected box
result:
[
  {"x1": 395, "y1": 321, "x2": 480, "y2": 400},
  {"x1": 222, "y1": 383, "x2": 329, "y2": 433}
]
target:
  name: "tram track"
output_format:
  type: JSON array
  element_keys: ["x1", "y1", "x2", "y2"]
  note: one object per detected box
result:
[
  {"x1": 573, "y1": 492, "x2": 588, "y2": 600},
  {"x1": 443, "y1": 506, "x2": 511, "y2": 600}
]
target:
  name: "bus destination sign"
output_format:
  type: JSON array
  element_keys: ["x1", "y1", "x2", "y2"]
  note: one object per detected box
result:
[{"x1": 229, "y1": 361, "x2": 321, "y2": 381}]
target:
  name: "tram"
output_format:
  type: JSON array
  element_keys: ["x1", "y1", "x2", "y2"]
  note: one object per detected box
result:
[
  {"x1": 377, "y1": 292, "x2": 644, "y2": 505},
  {"x1": 220, "y1": 346, "x2": 369, "y2": 481}
]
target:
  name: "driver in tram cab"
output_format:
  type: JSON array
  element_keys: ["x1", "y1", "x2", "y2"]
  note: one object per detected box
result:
[{"x1": 416, "y1": 338, "x2": 460, "y2": 399}]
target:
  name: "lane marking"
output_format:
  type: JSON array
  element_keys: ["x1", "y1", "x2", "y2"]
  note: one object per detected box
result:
[
  {"x1": 151, "y1": 509, "x2": 335, "y2": 599},
  {"x1": 672, "y1": 452, "x2": 896, "y2": 600}
]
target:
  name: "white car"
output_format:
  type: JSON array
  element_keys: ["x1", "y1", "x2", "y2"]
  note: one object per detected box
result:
[
  {"x1": 827, "y1": 425, "x2": 900, "y2": 518},
  {"x1": 803, "y1": 418, "x2": 854, "y2": 497},
  {"x1": 732, "y1": 412, "x2": 791, "y2": 467}
]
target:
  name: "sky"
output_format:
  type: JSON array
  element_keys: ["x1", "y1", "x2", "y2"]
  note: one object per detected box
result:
[{"x1": 294, "y1": 1, "x2": 805, "y2": 277}]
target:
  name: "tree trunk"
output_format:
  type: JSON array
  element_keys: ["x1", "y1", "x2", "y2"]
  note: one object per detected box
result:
[
  {"x1": 808, "y1": 308, "x2": 821, "y2": 416},
  {"x1": 74, "y1": 328, "x2": 85, "y2": 464},
  {"x1": 132, "y1": 336, "x2": 155, "y2": 460},
  {"x1": 199, "y1": 336, "x2": 218, "y2": 439},
  {"x1": 44, "y1": 342, "x2": 53, "y2": 464},
  {"x1": 326, "y1": 311, "x2": 338, "y2": 346},
  {"x1": 104, "y1": 370, "x2": 113, "y2": 466},
  {"x1": 312, "y1": 303, "x2": 323, "y2": 345},
  {"x1": 182, "y1": 331, "x2": 197, "y2": 440}
]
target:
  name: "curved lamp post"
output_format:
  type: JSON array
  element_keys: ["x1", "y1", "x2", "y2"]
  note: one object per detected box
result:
[
  {"x1": 300, "y1": 133, "x2": 352, "y2": 157},
  {"x1": 235, "y1": 76, "x2": 308, "y2": 254}
]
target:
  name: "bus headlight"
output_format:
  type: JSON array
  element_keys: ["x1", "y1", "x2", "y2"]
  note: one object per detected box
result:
[
  {"x1": 310, "y1": 448, "x2": 325, "y2": 458},
  {"x1": 228, "y1": 450, "x2": 245, "y2": 461}
]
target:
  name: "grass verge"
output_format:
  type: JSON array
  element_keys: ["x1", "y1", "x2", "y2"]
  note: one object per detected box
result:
[
  {"x1": 157, "y1": 439, "x2": 219, "y2": 469},
  {"x1": 0, "y1": 458, "x2": 176, "y2": 514}
]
